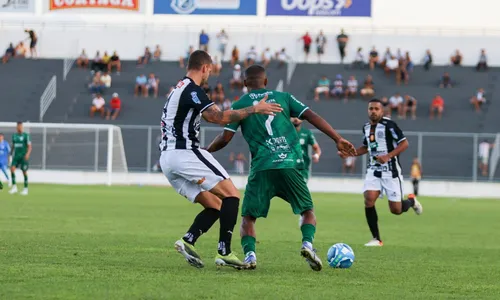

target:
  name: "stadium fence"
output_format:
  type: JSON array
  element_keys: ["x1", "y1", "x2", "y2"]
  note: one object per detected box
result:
[{"x1": 39, "y1": 75, "x2": 56, "y2": 122}]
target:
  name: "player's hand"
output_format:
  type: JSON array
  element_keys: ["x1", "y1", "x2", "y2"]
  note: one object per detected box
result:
[
  {"x1": 337, "y1": 151, "x2": 348, "y2": 159},
  {"x1": 376, "y1": 154, "x2": 391, "y2": 164},
  {"x1": 254, "y1": 95, "x2": 282, "y2": 115},
  {"x1": 312, "y1": 153, "x2": 320, "y2": 163},
  {"x1": 24, "y1": 154, "x2": 30, "y2": 161},
  {"x1": 336, "y1": 138, "x2": 357, "y2": 157}
]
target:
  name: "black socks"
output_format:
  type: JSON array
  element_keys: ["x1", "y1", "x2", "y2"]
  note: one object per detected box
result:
[
  {"x1": 218, "y1": 197, "x2": 240, "y2": 256},
  {"x1": 183, "y1": 208, "x2": 220, "y2": 245},
  {"x1": 365, "y1": 206, "x2": 381, "y2": 241}
]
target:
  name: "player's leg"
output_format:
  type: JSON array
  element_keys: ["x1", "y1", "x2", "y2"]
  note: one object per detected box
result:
[
  {"x1": 412, "y1": 178, "x2": 419, "y2": 196},
  {"x1": 277, "y1": 169, "x2": 322, "y2": 271},
  {"x1": 384, "y1": 177, "x2": 422, "y2": 216},
  {"x1": 363, "y1": 173, "x2": 383, "y2": 246},
  {"x1": 239, "y1": 170, "x2": 274, "y2": 269},
  {"x1": 20, "y1": 161, "x2": 29, "y2": 195},
  {"x1": 9, "y1": 160, "x2": 18, "y2": 194}
]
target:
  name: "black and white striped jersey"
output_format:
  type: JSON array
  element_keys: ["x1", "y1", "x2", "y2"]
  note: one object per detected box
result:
[
  {"x1": 362, "y1": 117, "x2": 406, "y2": 178},
  {"x1": 160, "y1": 77, "x2": 214, "y2": 151}
]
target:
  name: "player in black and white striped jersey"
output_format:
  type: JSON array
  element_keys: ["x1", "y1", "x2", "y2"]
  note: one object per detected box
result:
[
  {"x1": 339, "y1": 99, "x2": 423, "y2": 247},
  {"x1": 159, "y1": 50, "x2": 282, "y2": 269}
]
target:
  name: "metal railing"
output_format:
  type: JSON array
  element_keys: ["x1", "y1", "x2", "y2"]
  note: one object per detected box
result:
[{"x1": 39, "y1": 75, "x2": 56, "y2": 122}]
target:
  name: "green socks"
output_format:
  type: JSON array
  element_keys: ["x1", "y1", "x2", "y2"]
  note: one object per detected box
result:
[
  {"x1": 24, "y1": 174, "x2": 28, "y2": 188},
  {"x1": 11, "y1": 171, "x2": 16, "y2": 185},
  {"x1": 301, "y1": 224, "x2": 316, "y2": 243},
  {"x1": 241, "y1": 235, "x2": 256, "y2": 255}
]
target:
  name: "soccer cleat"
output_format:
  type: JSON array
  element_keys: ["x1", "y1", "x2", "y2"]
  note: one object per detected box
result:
[
  {"x1": 364, "y1": 238, "x2": 383, "y2": 247},
  {"x1": 9, "y1": 185, "x2": 17, "y2": 194},
  {"x1": 0, "y1": 181, "x2": 3, "y2": 190},
  {"x1": 215, "y1": 252, "x2": 249, "y2": 270},
  {"x1": 20, "y1": 188, "x2": 28, "y2": 196},
  {"x1": 409, "y1": 194, "x2": 423, "y2": 215},
  {"x1": 244, "y1": 251, "x2": 257, "y2": 270},
  {"x1": 300, "y1": 243, "x2": 323, "y2": 271},
  {"x1": 174, "y1": 239, "x2": 204, "y2": 268}
]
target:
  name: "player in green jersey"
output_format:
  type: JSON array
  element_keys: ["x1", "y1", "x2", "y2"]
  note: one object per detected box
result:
[
  {"x1": 291, "y1": 117, "x2": 321, "y2": 181},
  {"x1": 9, "y1": 122, "x2": 32, "y2": 195},
  {"x1": 206, "y1": 65, "x2": 356, "y2": 271}
]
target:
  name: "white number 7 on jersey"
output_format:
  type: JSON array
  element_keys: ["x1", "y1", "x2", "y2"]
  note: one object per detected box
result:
[{"x1": 265, "y1": 115, "x2": 274, "y2": 136}]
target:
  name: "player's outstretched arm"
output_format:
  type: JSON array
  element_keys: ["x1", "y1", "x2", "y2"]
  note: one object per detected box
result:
[
  {"x1": 302, "y1": 109, "x2": 357, "y2": 157},
  {"x1": 338, "y1": 146, "x2": 368, "y2": 159},
  {"x1": 202, "y1": 95, "x2": 282, "y2": 125},
  {"x1": 206, "y1": 130, "x2": 235, "y2": 153}
]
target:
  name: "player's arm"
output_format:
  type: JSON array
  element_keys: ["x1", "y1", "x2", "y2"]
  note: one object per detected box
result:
[
  {"x1": 206, "y1": 129, "x2": 235, "y2": 153},
  {"x1": 202, "y1": 95, "x2": 281, "y2": 125},
  {"x1": 25, "y1": 135, "x2": 32, "y2": 160},
  {"x1": 376, "y1": 122, "x2": 408, "y2": 163}
]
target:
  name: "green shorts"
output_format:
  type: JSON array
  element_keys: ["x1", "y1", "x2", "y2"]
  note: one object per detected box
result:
[
  {"x1": 300, "y1": 169, "x2": 309, "y2": 181},
  {"x1": 12, "y1": 156, "x2": 29, "y2": 171},
  {"x1": 242, "y1": 168, "x2": 313, "y2": 218}
]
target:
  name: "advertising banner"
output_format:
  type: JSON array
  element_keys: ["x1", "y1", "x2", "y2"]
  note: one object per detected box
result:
[
  {"x1": 46, "y1": 0, "x2": 144, "y2": 13},
  {"x1": 154, "y1": 0, "x2": 257, "y2": 15},
  {"x1": 266, "y1": 0, "x2": 371, "y2": 17},
  {"x1": 0, "y1": 0, "x2": 35, "y2": 13}
]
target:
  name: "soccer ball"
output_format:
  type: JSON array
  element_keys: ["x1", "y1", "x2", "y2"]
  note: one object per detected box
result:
[{"x1": 326, "y1": 243, "x2": 355, "y2": 268}]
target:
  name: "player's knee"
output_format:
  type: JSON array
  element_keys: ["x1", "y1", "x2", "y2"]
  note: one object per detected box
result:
[
  {"x1": 389, "y1": 206, "x2": 402, "y2": 215},
  {"x1": 364, "y1": 198, "x2": 376, "y2": 208},
  {"x1": 240, "y1": 216, "x2": 255, "y2": 235}
]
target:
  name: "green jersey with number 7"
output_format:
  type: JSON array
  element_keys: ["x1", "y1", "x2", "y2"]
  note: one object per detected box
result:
[{"x1": 225, "y1": 89, "x2": 308, "y2": 173}]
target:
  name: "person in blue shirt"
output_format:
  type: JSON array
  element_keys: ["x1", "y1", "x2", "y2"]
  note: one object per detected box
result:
[
  {"x1": 0, "y1": 133, "x2": 11, "y2": 190},
  {"x1": 199, "y1": 30, "x2": 209, "y2": 52}
]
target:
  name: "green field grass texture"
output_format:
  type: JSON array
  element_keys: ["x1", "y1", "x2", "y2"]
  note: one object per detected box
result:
[{"x1": 1, "y1": 185, "x2": 500, "y2": 300}]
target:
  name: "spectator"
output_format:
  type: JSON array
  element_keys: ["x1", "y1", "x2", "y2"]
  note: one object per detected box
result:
[
  {"x1": 405, "y1": 51, "x2": 414, "y2": 72},
  {"x1": 477, "y1": 49, "x2": 488, "y2": 71},
  {"x1": 153, "y1": 45, "x2": 161, "y2": 61},
  {"x1": 336, "y1": 28, "x2": 348, "y2": 63},
  {"x1": 384, "y1": 56, "x2": 399, "y2": 76},
  {"x1": 199, "y1": 30, "x2": 209, "y2": 51},
  {"x1": 138, "y1": 47, "x2": 152, "y2": 66},
  {"x1": 179, "y1": 45, "x2": 194, "y2": 68},
  {"x1": 261, "y1": 47, "x2": 273, "y2": 68},
  {"x1": 88, "y1": 71, "x2": 104, "y2": 94},
  {"x1": 299, "y1": 31, "x2": 312, "y2": 62},
  {"x1": 90, "y1": 93, "x2": 106, "y2": 118},
  {"x1": 380, "y1": 96, "x2": 390, "y2": 117},
  {"x1": 217, "y1": 29, "x2": 229, "y2": 60},
  {"x1": 395, "y1": 48, "x2": 404, "y2": 61},
  {"x1": 351, "y1": 47, "x2": 364, "y2": 69},
  {"x1": 244, "y1": 46, "x2": 258, "y2": 68},
  {"x1": 430, "y1": 94, "x2": 444, "y2": 119},
  {"x1": 389, "y1": 93, "x2": 404, "y2": 118},
  {"x1": 231, "y1": 46, "x2": 239, "y2": 66},
  {"x1": 15, "y1": 41, "x2": 26, "y2": 58},
  {"x1": 76, "y1": 49, "x2": 89, "y2": 68},
  {"x1": 396, "y1": 61, "x2": 409, "y2": 86},
  {"x1": 102, "y1": 51, "x2": 111, "y2": 69},
  {"x1": 478, "y1": 140, "x2": 494, "y2": 176},
  {"x1": 368, "y1": 46, "x2": 379, "y2": 70},
  {"x1": 100, "y1": 71, "x2": 112, "y2": 90},
  {"x1": 230, "y1": 64, "x2": 243, "y2": 91},
  {"x1": 403, "y1": 95, "x2": 418, "y2": 120},
  {"x1": 134, "y1": 74, "x2": 147, "y2": 97},
  {"x1": 342, "y1": 156, "x2": 356, "y2": 174},
  {"x1": 423, "y1": 49, "x2": 433, "y2": 70},
  {"x1": 450, "y1": 50, "x2": 462, "y2": 66},
  {"x1": 222, "y1": 98, "x2": 232, "y2": 111},
  {"x1": 470, "y1": 88, "x2": 486, "y2": 112},
  {"x1": 314, "y1": 75, "x2": 330, "y2": 102},
  {"x1": 316, "y1": 30, "x2": 327, "y2": 63},
  {"x1": 91, "y1": 51, "x2": 104, "y2": 72},
  {"x1": 146, "y1": 73, "x2": 159, "y2": 98},
  {"x1": 381, "y1": 47, "x2": 392, "y2": 67},
  {"x1": 212, "y1": 55, "x2": 222, "y2": 76},
  {"x1": 24, "y1": 29, "x2": 37, "y2": 58},
  {"x1": 276, "y1": 48, "x2": 289, "y2": 67},
  {"x1": 360, "y1": 75, "x2": 375, "y2": 98},
  {"x1": 345, "y1": 76, "x2": 358, "y2": 101},
  {"x1": 439, "y1": 72, "x2": 452, "y2": 88},
  {"x1": 106, "y1": 93, "x2": 121, "y2": 120},
  {"x1": 108, "y1": 51, "x2": 121, "y2": 74},
  {"x1": 211, "y1": 82, "x2": 225, "y2": 104},
  {"x1": 2, "y1": 43, "x2": 15, "y2": 64},
  {"x1": 331, "y1": 74, "x2": 344, "y2": 99},
  {"x1": 230, "y1": 152, "x2": 247, "y2": 174}
]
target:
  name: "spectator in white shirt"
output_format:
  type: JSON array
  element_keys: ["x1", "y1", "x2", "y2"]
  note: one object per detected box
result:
[
  {"x1": 276, "y1": 48, "x2": 289, "y2": 67},
  {"x1": 478, "y1": 140, "x2": 494, "y2": 176},
  {"x1": 316, "y1": 30, "x2": 327, "y2": 63},
  {"x1": 212, "y1": 55, "x2": 222, "y2": 76},
  {"x1": 344, "y1": 75, "x2": 358, "y2": 101},
  {"x1": 352, "y1": 47, "x2": 364, "y2": 69},
  {"x1": 470, "y1": 88, "x2": 486, "y2": 112},
  {"x1": 330, "y1": 74, "x2": 344, "y2": 99},
  {"x1": 261, "y1": 48, "x2": 273, "y2": 68},
  {"x1": 100, "y1": 71, "x2": 112, "y2": 89},
  {"x1": 217, "y1": 29, "x2": 229, "y2": 60},
  {"x1": 77, "y1": 49, "x2": 89, "y2": 68},
  {"x1": 90, "y1": 93, "x2": 106, "y2": 118},
  {"x1": 244, "y1": 46, "x2": 258, "y2": 68},
  {"x1": 146, "y1": 73, "x2": 159, "y2": 98},
  {"x1": 384, "y1": 56, "x2": 399, "y2": 75},
  {"x1": 230, "y1": 64, "x2": 243, "y2": 91},
  {"x1": 381, "y1": 47, "x2": 392, "y2": 67},
  {"x1": 389, "y1": 93, "x2": 404, "y2": 118}
]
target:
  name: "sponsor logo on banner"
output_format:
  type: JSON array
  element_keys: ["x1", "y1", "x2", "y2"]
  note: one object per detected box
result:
[
  {"x1": 266, "y1": 0, "x2": 372, "y2": 17},
  {"x1": 49, "y1": 0, "x2": 140, "y2": 11},
  {"x1": 0, "y1": 0, "x2": 34, "y2": 12},
  {"x1": 154, "y1": 0, "x2": 257, "y2": 15}
]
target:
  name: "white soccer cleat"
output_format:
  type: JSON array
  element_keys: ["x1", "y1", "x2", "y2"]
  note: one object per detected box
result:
[
  {"x1": 20, "y1": 188, "x2": 28, "y2": 196},
  {"x1": 244, "y1": 251, "x2": 257, "y2": 270},
  {"x1": 8, "y1": 181, "x2": 12, "y2": 187},
  {"x1": 174, "y1": 239, "x2": 204, "y2": 268},
  {"x1": 300, "y1": 242, "x2": 323, "y2": 271},
  {"x1": 364, "y1": 238, "x2": 383, "y2": 247},
  {"x1": 9, "y1": 185, "x2": 18, "y2": 194},
  {"x1": 408, "y1": 194, "x2": 423, "y2": 215}
]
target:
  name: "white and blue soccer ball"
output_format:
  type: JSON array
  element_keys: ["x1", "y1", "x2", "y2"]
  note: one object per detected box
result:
[{"x1": 327, "y1": 243, "x2": 355, "y2": 268}]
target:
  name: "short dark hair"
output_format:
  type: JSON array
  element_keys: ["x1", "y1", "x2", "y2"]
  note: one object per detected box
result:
[
  {"x1": 16, "y1": 121, "x2": 23, "y2": 125},
  {"x1": 245, "y1": 65, "x2": 266, "y2": 87},
  {"x1": 368, "y1": 98, "x2": 382, "y2": 104},
  {"x1": 187, "y1": 50, "x2": 212, "y2": 71}
]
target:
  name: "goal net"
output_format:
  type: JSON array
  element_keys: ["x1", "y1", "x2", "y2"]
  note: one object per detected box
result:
[{"x1": 0, "y1": 122, "x2": 128, "y2": 185}]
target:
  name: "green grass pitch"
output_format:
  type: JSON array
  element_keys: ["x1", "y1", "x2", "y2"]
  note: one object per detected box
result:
[{"x1": 1, "y1": 184, "x2": 500, "y2": 299}]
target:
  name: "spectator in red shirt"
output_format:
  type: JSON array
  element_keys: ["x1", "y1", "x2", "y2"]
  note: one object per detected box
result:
[
  {"x1": 430, "y1": 94, "x2": 444, "y2": 120},
  {"x1": 299, "y1": 32, "x2": 312, "y2": 62},
  {"x1": 107, "y1": 93, "x2": 121, "y2": 120}
]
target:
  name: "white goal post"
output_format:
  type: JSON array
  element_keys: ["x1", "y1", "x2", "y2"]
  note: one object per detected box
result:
[{"x1": 0, "y1": 122, "x2": 128, "y2": 186}]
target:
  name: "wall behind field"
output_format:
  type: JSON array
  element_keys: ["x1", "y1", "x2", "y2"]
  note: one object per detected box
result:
[{"x1": 0, "y1": 0, "x2": 498, "y2": 64}]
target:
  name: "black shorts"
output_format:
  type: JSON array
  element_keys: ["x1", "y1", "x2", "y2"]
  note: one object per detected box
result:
[
  {"x1": 304, "y1": 45, "x2": 311, "y2": 54},
  {"x1": 30, "y1": 40, "x2": 37, "y2": 49},
  {"x1": 317, "y1": 46, "x2": 324, "y2": 54}
]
